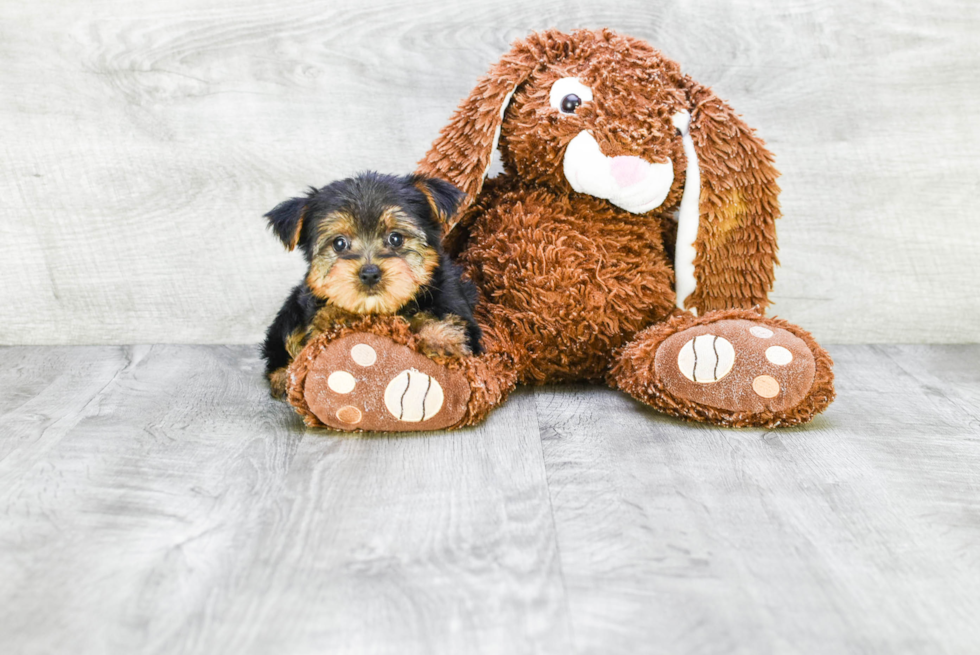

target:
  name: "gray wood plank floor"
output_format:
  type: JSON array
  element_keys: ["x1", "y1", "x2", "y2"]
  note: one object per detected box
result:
[{"x1": 1, "y1": 345, "x2": 979, "y2": 654}]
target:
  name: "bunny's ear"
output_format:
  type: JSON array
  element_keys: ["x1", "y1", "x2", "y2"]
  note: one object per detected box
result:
[
  {"x1": 417, "y1": 38, "x2": 542, "y2": 230},
  {"x1": 265, "y1": 196, "x2": 309, "y2": 251},
  {"x1": 676, "y1": 80, "x2": 782, "y2": 314}
]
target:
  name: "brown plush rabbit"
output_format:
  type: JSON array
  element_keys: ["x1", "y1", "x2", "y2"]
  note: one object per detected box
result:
[{"x1": 285, "y1": 28, "x2": 834, "y2": 431}]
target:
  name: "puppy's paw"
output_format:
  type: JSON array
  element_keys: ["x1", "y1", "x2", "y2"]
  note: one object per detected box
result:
[
  {"x1": 413, "y1": 316, "x2": 472, "y2": 359},
  {"x1": 268, "y1": 367, "x2": 289, "y2": 399},
  {"x1": 416, "y1": 322, "x2": 471, "y2": 359}
]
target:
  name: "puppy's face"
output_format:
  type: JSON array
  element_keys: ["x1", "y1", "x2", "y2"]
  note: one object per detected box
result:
[
  {"x1": 265, "y1": 172, "x2": 462, "y2": 314},
  {"x1": 307, "y1": 205, "x2": 437, "y2": 314}
]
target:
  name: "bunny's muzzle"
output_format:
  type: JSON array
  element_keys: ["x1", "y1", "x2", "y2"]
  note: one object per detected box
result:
[{"x1": 562, "y1": 130, "x2": 675, "y2": 214}]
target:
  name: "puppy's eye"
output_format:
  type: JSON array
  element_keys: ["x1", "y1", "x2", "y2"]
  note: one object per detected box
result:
[
  {"x1": 386, "y1": 232, "x2": 404, "y2": 248},
  {"x1": 549, "y1": 77, "x2": 593, "y2": 115},
  {"x1": 331, "y1": 236, "x2": 349, "y2": 252}
]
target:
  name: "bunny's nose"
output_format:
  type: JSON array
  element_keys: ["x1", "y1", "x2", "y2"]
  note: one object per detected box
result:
[
  {"x1": 610, "y1": 156, "x2": 648, "y2": 188},
  {"x1": 359, "y1": 264, "x2": 382, "y2": 286}
]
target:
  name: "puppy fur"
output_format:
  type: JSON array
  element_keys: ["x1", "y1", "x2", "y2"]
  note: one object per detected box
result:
[{"x1": 262, "y1": 171, "x2": 482, "y2": 397}]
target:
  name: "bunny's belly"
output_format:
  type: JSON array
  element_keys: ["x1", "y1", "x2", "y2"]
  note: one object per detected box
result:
[{"x1": 458, "y1": 189, "x2": 677, "y2": 382}]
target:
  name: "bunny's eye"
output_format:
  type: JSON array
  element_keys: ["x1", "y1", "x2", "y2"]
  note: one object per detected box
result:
[
  {"x1": 560, "y1": 94, "x2": 581, "y2": 113},
  {"x1": 549, "y1": 77, "x2": 593, "y2": 115}
]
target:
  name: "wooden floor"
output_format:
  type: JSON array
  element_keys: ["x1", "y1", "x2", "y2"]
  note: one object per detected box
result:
[{"x1": 2, "y1": 345, "x2": 979, "y2": 654}]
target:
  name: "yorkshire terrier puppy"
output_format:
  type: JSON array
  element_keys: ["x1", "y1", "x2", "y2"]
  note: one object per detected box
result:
[{"x1": 262, "y1": 171, "x2": 482, "y2": 398}]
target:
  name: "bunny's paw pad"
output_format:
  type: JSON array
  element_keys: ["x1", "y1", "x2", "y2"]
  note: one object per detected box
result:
[{"x1": 300, "y1": 333, "x2": 470, "y2": 432}]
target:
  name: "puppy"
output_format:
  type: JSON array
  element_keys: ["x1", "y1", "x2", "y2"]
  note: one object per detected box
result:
[{"x1": 261, "y1": 171, "x2": 483, "y2": 398}]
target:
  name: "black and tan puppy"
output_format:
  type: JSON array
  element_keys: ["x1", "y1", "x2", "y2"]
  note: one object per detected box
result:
[{"x1": 262, "y1": 171, "x2": 482, "y2": 398}]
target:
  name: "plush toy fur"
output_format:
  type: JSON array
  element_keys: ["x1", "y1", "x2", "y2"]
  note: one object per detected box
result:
[{"x1": 284, "y1": 28, "x2": 835, "y2": 431}]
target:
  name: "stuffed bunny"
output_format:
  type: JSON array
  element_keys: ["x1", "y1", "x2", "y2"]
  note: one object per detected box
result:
[{"x1": 285, "y1": 28, "x2": 834, "y2": 431}]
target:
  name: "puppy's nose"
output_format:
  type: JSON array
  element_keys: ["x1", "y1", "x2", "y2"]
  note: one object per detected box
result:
[{"x1": 358, "y1": 264, "x2": 382, "y2": 286}]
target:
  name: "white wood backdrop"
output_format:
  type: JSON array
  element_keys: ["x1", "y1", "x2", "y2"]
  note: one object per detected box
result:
[{"x1": 1, "y1": 0, "x2": 978, "y2": 345}]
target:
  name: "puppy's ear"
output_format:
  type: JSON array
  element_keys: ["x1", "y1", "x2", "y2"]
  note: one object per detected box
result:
[
  {"x1": 411, "y1": 176, "x2": 465, "y2": 226},
  {"x1": 265, "y1": 197, "x2": 308, "y2": 251}
]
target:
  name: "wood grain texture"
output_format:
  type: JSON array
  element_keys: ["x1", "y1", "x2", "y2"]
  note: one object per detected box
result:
[
  {"x1": 0, "y1": 345, "x2": 305, "y2": 655},
  {"x1": 2, "y1": 345, "x2": 980, "y2": 655},
  {"x1": 537, "y1": 344, "x2": 980, "y2": 654},
  {"x1": 0, "y1": 0, "x2": 978, "y2": 345},
  {"x1": 0, "y1": 345, "x2": 570, "y2": 655}
]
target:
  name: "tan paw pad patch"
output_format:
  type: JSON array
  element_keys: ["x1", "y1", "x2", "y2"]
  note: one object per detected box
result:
[
  {"x1": 327, "y1": 371, "x2": 356, "y2": 394},
  {"x1": 384, "y1": 369, "x2": 445, "y2": 422},
  {"x1": 350, "y1": 343, "x2": 377, "y2": 367},
  {"x1": 765, "y1": 346, "x2": 793, "y2": 366},
  {"x1": 752, "y1": 375, "x2": 780, "y2": 398},
  {"x1": 676, "y1": 334, "x2": 735, "y2": 383},
  {"x1": 336, "y1": 406, "x2": 362, "y2": 424}
]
